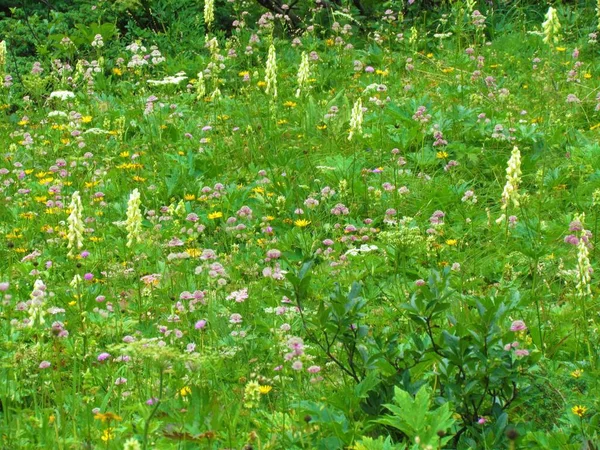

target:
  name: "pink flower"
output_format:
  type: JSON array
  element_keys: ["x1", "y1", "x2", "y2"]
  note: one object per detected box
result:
[
  {"x1": 39, "y1": 361, "x2": 51, "y2": 369},
  {"x1": 195, "y1": 319, "x2": 207, "y2": 330},
  {"x1": 515, "y1": 349, "x2": 529, "y2": 357},
  {"x1": 97, "y1": 352, "x2": 111, "y2": 362},
  {"x1": 510, "y1": 320, "x2": 527, "y2": 332}
]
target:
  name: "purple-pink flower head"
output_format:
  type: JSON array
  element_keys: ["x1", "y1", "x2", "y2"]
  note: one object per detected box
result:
[
  {"x1": 195, "y1": 319, "x2": 207, "y2": 330},
  {"x1": 97, "y1": 352, "x2": 111, "y2": 362},
  {"x1": 510, "y1": 320, "x2": 527, "y2": 332}
]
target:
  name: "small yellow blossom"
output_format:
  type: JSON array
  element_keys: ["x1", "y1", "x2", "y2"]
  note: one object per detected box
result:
[
  {"x1": 571, "y1": 369, "x2": 583, "y2": 378},
  {"x1": 81, "y1": 116, "x2": 92, "y2": 123},
  {"x1": 180, "y1": 386, "x2": 192, "y2": 397},
  {"x1": 436, "y1": 151, "x2": 449, "y2": 159},
  {"x1": 208, "y1": 212, "x2": 223, "y2": 220},
  {"x1": 294, "y1": 219, "x2": 311, "y2": 228},
  {"x1": 259, "y1": 385, "x2": 273, "y2": 394},
  {"x1": 184, "y1": 194, "x2": 196, "y2": 201},
  {"x1": 572, "y1": 405, "x2": 587, "y2": 417},
  {"x1": 445, "y1": 239, "x2": 458, "y2": 246}
]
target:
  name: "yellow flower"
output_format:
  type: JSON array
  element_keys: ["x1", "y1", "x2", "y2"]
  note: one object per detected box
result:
[
  {"x1": 584, "y1": 73, "x2": 592, "y2": 79},
  {"x1": 572, "y1": 405, "x2": 587, "y2": 417},
  {"x1": 94, "y1": 412, "x2": 122, "y2": 423},
  {"x1": 81, "y1": 116, "x2": 92, "y2": 123},
  {"x1": 252, "y1": 187, "x2": 265, "y2": 194},
  {"x1": 112, "y1": 68, "x2": 123, "y2": 76},
  {"x1": 259, "y1": 385, "x2": 273, "y2": 394},
  {"x1": 326, "y1": 38, "x2": 334, "y2": 46},
  {"x1": 436, "y1": 151, "x2": 448, "y2": 159},
  {"x1": 18, "y1": 120, "x2": 28, "y2": 126},
  {"x1": 317, "y1": 124, "x2": 327, "y2": 130},
  {"x1": 555, "y1": 47, "x2": 567, "y2": 52},
  {"x1": 284, "y1": 101, "x2": 297, "y2": 108},
  {"x1": 277, "y1": 119, "x2": 288, "y2": 125},
  {"x1": 426, "y1": 53, "x2": 434, "y2": 58},
  {"x1": 184, "y1": 194, "x2": 196, "y2": 201},
  {"x1": 375, "y1": 69, "x2": 389, "y2": 76},
  {"x1": 186, "y1": 248, "x2": 201, "y2": 257},
  {"x1": 257, "y1": 81, "x2": 267, "y2": 88},
  {"x1": 571, "y1": 369, "x2": 583, "y2": 378},
  {"x1": 441, "y1": 67, "x2": 455, "y2": 73},
  {"x1": 101, "y1": 428, "x2": 114, "y2": 442},
  {"x1": 132, "y1": 176, "x2": 146, "y2": 182},
  {"x1": 445, "y1": 239, "x2": 457, "y2": 246},
  {"x1": 294, "y1": 219, "x2": 311, "y2": 228},
  {"x1": 208, "y1": 212, "x2": 223, "y2": 220},
  {"x1": 180, "y1": 386, "x2": 192, "y2": 397},
  {"x1": 239, "y1": 71, "x2": 250, "y2": 77}
]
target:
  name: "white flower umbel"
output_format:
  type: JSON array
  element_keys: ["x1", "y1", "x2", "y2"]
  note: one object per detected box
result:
[
  {"x1": 542, "y1": 7, "x2": 561, "y2": 46},
  {"x1": 49, "y1": 90, "x2": 76, "y2": 100},
  {"x1": 295, "y1": 52, "x2": 310, "y2": 98},
  {"x1": 265, "y1": 44, "x2": 278, "y2": 98},
  {"x1": 348, "y1": 98, "x2": 364, "y2": 141},
  {"x1": 67, "y1": 191, "x2": 85, "y2": 257},
  {"x1": 125, "y1": 188, "x2": 143, "y2": 247}
]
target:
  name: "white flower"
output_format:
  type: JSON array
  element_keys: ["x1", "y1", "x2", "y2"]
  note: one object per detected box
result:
[
  {"x1": 295, "y1": 51, "x2": 310, "y2": 98},
  {"x1": 67, "y1": 191, "x2": 84, "y2": 257},
  {"x1": 265, "y1": 44, "x2": 278, "y2": 98},
  {"x1": 348, "y1": 98, "x2": 364, "y2": 141},
  {"x1": 125, "y1": 189, "x2": 143, "y2": 247},
  {"x1": 49, "y1": 90, "x2": 75, "y2": 100}
]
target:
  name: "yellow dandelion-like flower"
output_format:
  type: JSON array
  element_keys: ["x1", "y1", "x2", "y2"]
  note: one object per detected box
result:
[
  {"x1": 284, "y1": 101, "x2": 297, "y2": 108},
  {"x1": 101, "y1": 428, "x2": 115, "y2": 442},
  {"x1": 436, "y1": 151, "x2": 449, "y2": 159},
  {"x1": 571, "y1": 369, "x2": 583, "y2": 378},
  {"x1": 180, "y1": 386, "x2": 192, "y2": 397},
  {"x1": 81, "y1": 116, "x2": 92, "y2": 123},
  {"x1": 259, "y1": 385, "x2": 273, "y2": 395},
  {"x1": 184, "y1": 194, "x2": 196, "y2": 201},
  {"x1": 572, "y1": 405, "x2": 587, "y2": 417},
  {"x1": 294, "y1": 219, "x2": 311, "y2": 228},
  {"x1": 445, "y1": 239, "x2": 458, "y2": 246},
  {"x1": 112, "y1": 68, "x2": 123, "y2": 76},
  {"x1": 208, "y1": 212, "x2": 223, "y2": 220}
]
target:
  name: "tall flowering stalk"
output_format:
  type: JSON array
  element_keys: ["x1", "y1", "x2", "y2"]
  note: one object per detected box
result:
[
  {"x1": 67, "y1": 191, "x2": 84, "y2": 257},
  {"x1": 204, "y1": 0, "x2": 215, "y2": 30},
  {"x1": 542, "y1": 7, "x2": 561, "y2": 46},
  {"x1": 196, "y1": 72, "x2": 206, "y2": 100},
  {"x1": 0, "y1": 41, "x2": 6, "y2": 76},
  {"x1": 265, "y1": 44, "x2": 277, "y2": 98},
  {"x1": 295, "y1": 52, "x2": 310, "y2": 98},
  {"x1": 498, "y1": 146, "x2": 522, "y2": 223},
  {"x1": 125, "y1": 188, "x2": 143, "y2": 247},
  {"x1": 348, "y1": 98, "x2": 364, "y2": 141},
  {"x1": 569, "y1": 214, "x2": 594, "y2": 362},
  {"x1": 27, "y1": 279, "x2": 47, "y2": 327}
]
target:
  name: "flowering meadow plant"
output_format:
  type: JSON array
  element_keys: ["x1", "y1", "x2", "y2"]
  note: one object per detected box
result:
[{"x1": 1, "y1": 0, "x2": 600, "y2": 448}]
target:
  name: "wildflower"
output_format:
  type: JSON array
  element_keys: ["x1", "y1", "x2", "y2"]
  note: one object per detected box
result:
[
  {"x1": 49, "y1": 90, "x2": 76, "y2": 101},
  {"x1": 500, "y1": 146, "x2": 522, "y2": 215},
  {"x1": 296, "y1": 51, "x2": 310, "y2": 97},
  {"x1": 571, "y1": 369, "x2": 583, "y2": 378},
  {"x1": 259, "y1": 385, "x2": 273, "y2": 394},
  {"x1": 265, "y1": 44, "x2": 277, "y2": 98},
  {"x1": 125, "y1": 189, "x2": 142, "y2": 247},
  {"x1": 243, "y1": 381, "x2": 261, "y2": 408},
  {"x1": 101, "y1": 428, "x2": 114, "y2": 442},
  {"x1": 98, "y1": 352, "x2": 111, "y2": 362},
  {"x1": 67, "y1": 191, "x2": 84, "y2": 257},
  {"x1": 348, "y1": 98, "x2": 363, "y2": 141},
  {"x1": 208, "y1": 211, "x2": 223, "y2": 220},
  {"x1": 294, "y1": 219, "x2": 311, "y2": 227},
  {"x1": 572, "y1": 405, "x2": 587, "y2": 417},
  {"x1": 204, "y1": 0, "x2": 215, "y2": 29},
  {"x1": 39, "y1": 361, "x2": 51, "y2": 369},
  {"x1": 195, "y1": 319, "x2": 207, "y2": 329},
  {"x1": 510, "y1": 320, "x2": 527, "y2": 332},
  {"x1": 0, "y1": 41, "x2": 5, "y2": 75},
  {"x1": 573, "y1": 213, "x2": 592, "y2": 297},
  {"x1": 542, "y1": 7, "x2": 561, "y2": 46},
  {"x1": 123, "y1": 438, "x2": 142, "y2": 450},
  {"x1": 196, "y1": 72, "x2": 206, "y2": 99},
  {"x1": 180, "y1": 386, "x2": 192, "y2": 396},
  {"x1": 94, "y1": 412, "x2": 122, "y2": 423},
  {"x1": 28, "y1": 279, "x2": 47, "y2": 327}
]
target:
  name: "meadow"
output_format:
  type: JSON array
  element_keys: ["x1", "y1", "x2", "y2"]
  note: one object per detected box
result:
[{"x1": 1, "y1": 0, "x2": 600, "y2": 448}]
